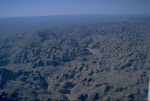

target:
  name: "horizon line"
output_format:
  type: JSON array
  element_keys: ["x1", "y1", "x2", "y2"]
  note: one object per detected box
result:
[{"x1": 0, "y1": 13, "x2": 150, "y2": 18}]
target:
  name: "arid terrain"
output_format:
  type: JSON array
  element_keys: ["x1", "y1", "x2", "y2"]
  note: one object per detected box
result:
[{"x1": 0, "y1": 17, "x2": 150, "y2": 101}]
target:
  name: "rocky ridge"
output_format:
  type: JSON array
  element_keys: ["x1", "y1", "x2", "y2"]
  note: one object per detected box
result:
[{"x1": 0, "y1": 20, "x2": 150, "y2": 100}]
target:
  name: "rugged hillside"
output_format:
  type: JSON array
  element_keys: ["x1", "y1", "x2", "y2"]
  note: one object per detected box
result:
[{"x1": 0, "y1": 20, "x2": 150, "y2": 101}]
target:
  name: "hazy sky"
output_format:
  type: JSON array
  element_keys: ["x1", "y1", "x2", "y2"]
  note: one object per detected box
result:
[{"x1": 0, "y1": 0, "x2": 150, "y2": 17}]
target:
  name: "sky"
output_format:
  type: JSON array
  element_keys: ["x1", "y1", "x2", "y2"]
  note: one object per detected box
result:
[{"x1": 0, "y1": 0, "x2": 150, "y2": 17}]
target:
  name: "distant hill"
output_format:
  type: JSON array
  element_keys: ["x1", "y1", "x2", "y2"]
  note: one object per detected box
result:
[{"x1": 1, "y1": 14, "x2": 149, "y2": 39}]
